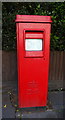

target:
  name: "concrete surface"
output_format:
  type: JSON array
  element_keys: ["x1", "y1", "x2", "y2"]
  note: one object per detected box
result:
[{"x1": 2, "y1": 80, "x2": 65, "y2": 118}]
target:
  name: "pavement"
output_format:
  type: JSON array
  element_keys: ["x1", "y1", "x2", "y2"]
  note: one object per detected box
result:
[{"x1": 2, "y1": 80, "x2": 65, "y2": 119}]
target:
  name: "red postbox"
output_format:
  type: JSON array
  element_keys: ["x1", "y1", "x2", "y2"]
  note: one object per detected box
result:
[{"x1": 15, "y1": 15, "x2": 52, "y2": 108}]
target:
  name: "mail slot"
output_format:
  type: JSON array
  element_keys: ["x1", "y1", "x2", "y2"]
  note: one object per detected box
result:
[
  {"x1": 25, "y1": 30, "x2": 43, "y2": 51},
  {"x1": 15, "y1": 15, "x2": 52, "y2": 108}
]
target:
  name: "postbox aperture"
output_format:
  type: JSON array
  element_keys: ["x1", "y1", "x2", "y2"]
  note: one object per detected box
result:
[{"x1": 24, "y1": 30, "x2": 44, "y2": 57}]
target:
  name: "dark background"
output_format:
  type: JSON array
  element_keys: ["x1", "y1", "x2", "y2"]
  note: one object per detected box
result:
[{"x1": 2, "y1": 2, "x2": 65, "y2": 51}]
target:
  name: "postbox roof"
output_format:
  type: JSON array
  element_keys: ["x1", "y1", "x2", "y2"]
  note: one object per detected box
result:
[{"x1": 15, "y1": 15, "x2": 52, "y2": 23}]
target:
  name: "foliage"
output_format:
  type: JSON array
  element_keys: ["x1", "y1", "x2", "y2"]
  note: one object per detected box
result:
[{"x1": 2, "y1": 2, "x2": 65, "y2": 51}]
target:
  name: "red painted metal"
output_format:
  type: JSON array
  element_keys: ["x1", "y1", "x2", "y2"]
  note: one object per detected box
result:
[
  {"x1": 15, "y1": 15, "x2": 52, "y2": 23},
  {"x1": 25, "y1": 31, "x2": 43, "y2": 39},
  {"x1": 15, "y1": 15, "x2": 52, "y2": 108}
]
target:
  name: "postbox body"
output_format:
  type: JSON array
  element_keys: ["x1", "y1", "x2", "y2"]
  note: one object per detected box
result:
[{"x1": 15, "y1": 15, "x2": 52, "y2": 108}]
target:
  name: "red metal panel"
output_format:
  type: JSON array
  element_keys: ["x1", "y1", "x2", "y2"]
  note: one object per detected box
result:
[
  {"x1": 25, "y1": 31, "x2": 43, "y2": 39},
  {"x1": 15, "y1": 15, "x2": 52, "y2": 23},
  {"x1": 25, "y1": 51, "x2": 44, "y2": 58},
  {"x1": 16, "y1": 15, "x2": 52, "y2": 108}
]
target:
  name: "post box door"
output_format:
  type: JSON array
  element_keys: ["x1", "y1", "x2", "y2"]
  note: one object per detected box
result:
[{"x1": 17, "y1": 22, "x2": 51, "y2": 108}]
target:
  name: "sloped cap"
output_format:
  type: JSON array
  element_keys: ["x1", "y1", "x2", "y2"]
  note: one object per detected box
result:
[{"x1": 15, "y1": 15, "x2": 52, "y2": 23}]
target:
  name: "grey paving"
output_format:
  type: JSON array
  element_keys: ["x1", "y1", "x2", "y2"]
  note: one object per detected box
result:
[
  {"x1": 15, "y1": 109, "x2": 57, "y2": 118},
  {"x1": 2, "y1": 80, "x2": 65, "y2": 118},
  {"x1": 2, "y1": 94, "x2": 15, "y2": 118}
]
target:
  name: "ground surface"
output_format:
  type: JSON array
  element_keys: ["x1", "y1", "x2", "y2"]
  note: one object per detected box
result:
[{"x1": 2, "y1": 80, "x2": 65, "y2": 119}]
